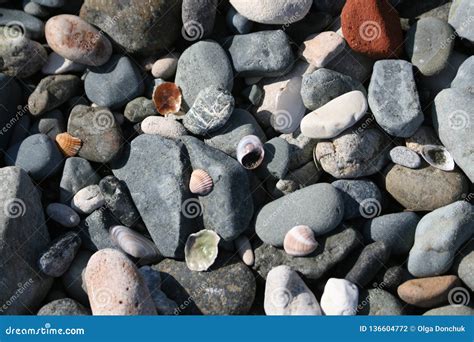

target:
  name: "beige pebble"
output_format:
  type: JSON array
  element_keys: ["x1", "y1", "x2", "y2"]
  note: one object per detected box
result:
[
  {"x1": 301, "y1": 31, "x2": 345, "y2": 68},
  {"x1": 234, "y1": 235, "x2": 254, "y2": 266},
  {"x1": 71, "y1": 185, "x2": 105, "y2": 215},
  {"x1": 151, "y1": 53, "x2": 180, "y2": 79},
  {"x1": 141, "y1": 116, "x2": 187, "y2": 139}
]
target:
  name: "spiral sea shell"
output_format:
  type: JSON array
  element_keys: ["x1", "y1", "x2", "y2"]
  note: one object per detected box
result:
[
  {"x1": 185, "y1": 229, "x2": 220, "y2": 272},
  {"x1": 283, "y1": 225, "x2": 318, "y2": 257},
  {"x1": 189, "y1": 169, "x2": 213, "y2": 196},
  {"x1": 236, "y1": 135, "x2": 265, "y2": 170},
  {"x1": 55, "y1": 132, "x2": 82, "y2": 157},
  {"x1": 152, "y1": 82, "x2": 182, "y2": 115},
  {"x1": 420, "y1": 145, "x2": 455, "y2": 171},
  {"x1": 109, "y1": 225, "x2": 161, "y2": 261}
]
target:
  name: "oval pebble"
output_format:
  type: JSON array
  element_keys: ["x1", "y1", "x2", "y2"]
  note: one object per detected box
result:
[
  {"x1": 46, "y1": 203, "x2": 80, "y2": 227},
  {"x1": 38, "y1": 232, "x2": 82, "y2": 277},
  {"x1": 71, "y1": 185, "x2": 105, "y2": 215},
  {"x1": 141, "y1": 116, "x2": 187, "y2": 139},
  {"x1": 320, "y1": 278, "x2": 358, "y2": 315},
  {"x1": 151, "y1": 53, "x2": 179, "y2": 79},
  {"x1": 389, "y1": 146, "x2": 422, "y2": 169}
]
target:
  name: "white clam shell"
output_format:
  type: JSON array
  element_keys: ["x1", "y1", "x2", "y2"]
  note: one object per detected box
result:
[
  {"x1": 185, "y1": 229, "x2": 220, "y2": 272},
  {"x1": 234, "y1": 235, "x2": 254, "y2": 266},
  {"x1": 421, "y1": 144, "x2": 455, "y2": 171},
  {"x1": 236, "y1": 135, "x2": 265, "y2": 170},
  {"x1": 283, "y1": 225, "x2": 318, "y2": 257},
  {"x1": 109, "y1": 225, "x2": 161, "y2": 260}
]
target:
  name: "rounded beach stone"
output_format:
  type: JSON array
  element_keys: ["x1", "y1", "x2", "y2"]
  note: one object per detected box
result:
[
  {"x1": 315, "y1": 127, "x2": 390, "y2": 178},
  {"x1": 264, "y1": 265, "x2": 321, "y2": 315},
  {"x1": 448, "y1": 0, "x2": 474, "y2": 43},
  {"x1": 397, "y1": 275, "x2": 461, "y2": 308},
  {"x1": 453, "y1": 241, "x2": 474, "y2": 291},
  {"x1": 46, "y1": 203, "x2": 80, "y2": 227},
  {"x1": 332, "y1": 179, "x2": 382, "y2": 220},
  {"x1": 151, "y1": 53, "x2": 179, "y2": 79},
  {"x1": 84, "y1": 248, "x2": 157, "y2": 315},
  {"x1": 38, "y1": 298, "x2": 90, "y2": 316},
  {"x1": 321, "y1": 278, "x2": 359, "y2": 315},
  {"x1": 346, "y1": 241, "x2": 390, "y2": 288},
  {"x1": 226, "y1": 6, "x2": 253, "y2": 34},
  {"x1": 408, "y1": 201, "x2": 474, "y2": 277},
  {"x1": 255, "y1": 183, "x2": 344, "y2": 246},
  {"x1": 341, "y1": 0, "x2": 404, "y2": 59},
  {"x1": 301, "y1": 31, "x2": 346, "y2": 68},
  {"x1": 389, "y1": 146, "x2": 421, "y2": 168},
  {"x1": 358, "y1": 288, "x2": 404, "y2": 315},
  {"x1": 141, "y1": 116, "x2": 187, "y2": 139},
  {"x1": 124, "y1": 97, "x2": 157, "y2": 123},
  {"x1": 424, "y1": 305, "x2": 474, "y2": 316},
  {"x1": 60, "y1": 157, "x2": 100, "y2": 203},
  {"x1": 301, "y1": 90, "x2": 368, "y2": 139},
  {"x1": 38, "y1": 232, "x2": 82, "y2": 277},
  {"x1": 451, "y1": 56, "x2": 473, "y2": 93},
  {"x1": 405, "y1": 17, "x2": 454, "y2": 76},
  {"x1": 256, "y1": 137, "x2": 291, "y2": 180},
  {"x1": 5, "y1": 133, "x2": 63, "y2": 180},
  {"x1": 71, "y1": 185, "x2": 105, "y2": 215},
  {"x1": 384, "y1": 164, "x2": 469, "y2": 211},
  {"x1": 182, "y1": 0, "x2": 217, "y2": 39},
  {"x1": 45, "y1": 15, "x2": 112, "y2": 66},
  {"x1": 229, "y1": 0, "x2": 312, "y2": 24}
]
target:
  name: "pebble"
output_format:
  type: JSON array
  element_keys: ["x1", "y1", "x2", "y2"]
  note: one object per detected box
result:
[
  {"x1": 368, "y1": 60, "x2": 424, "y2": 137},
  {"x1": 139, "y1": 266, "x2": 178, "y2": 315},
  {"x1": 175, "y1": 40, "x2": 234, "y2": 110},
  {"x1": 84, "y1": 248, "x2": 157, "y2": 315},
  {"x1": 451, "y1": 56, "x2": 473, "y2": 94},
  {"x1": 408, "y1": 201, "x2": 474, "y2": 277},
  {"x1": 358, "y1": 289, "x2": 404, "y2": 315},
  {"x1": 78, "y1": 209, "x2": 119, "y2": 251},
  {"x1": 320, "y1": 278, "x2": 359, "y2": 315},
  {"x1": 254, "y1": 226, "x2": 363, "y2": 280},
  {"x1": 85, "y1": 55, "x2": 144, "y2": 109},
  {"x1": 272, "y1": 161, "x2": 322, "y2": 198},
  {"x1": 346, "y1": 241, "x2": 390, "y2": 288},
  {"x1": 235, "y1": 235, "x2": 254, "y2": 266},
  {"x1": 38, "y1": 232, "x2": 82, "y2": 277},
  {"x1": 0, "y1": 75, "x2": 23, "y2": 149},
  {"x1": 181, "y1": 136, "x2": 254, "y2": 241},
  {"x1": 141, "y1": 116, "x2": 187, "y2": 139},
  {"x1": 59, "y1": 157, "x2": 100, "y2": 203},
  {"x1": 376, "y1": 265, "x2": 412, "y2": 294},
  {"x1": 405, "y1": 17, "x2": 454, "y2": 76},
  {"x1": 46, "y1": 203, "x2": 80, "y2": 227},
  {"x1": 255, "y1": 137, "x2": 290, "y2": 180},
  {"x1": 324, "y1": 45, "x2": 374, "y2": 83},
  {"x1": 0, "y1": 33, "x2": 47, "y2": 78},
  {"x1": 264, "y1": 265, "x2": 321, "y2": 315},
  {"x1": 182, "y1": 0, "x2": 217, "y2": 39},
  {"x1": 281, "y1": 129, "x2": 318, "y2": 170},
  {"x1": 448, "y1": 0, "x2": 474, "y2": 43},
  {"x1": 301, "y1": 31, "x2": 346, "y2": 68},
  {"x1": 23, "y1": 0, "x2": 50, "y2": 18},
  {"x1": 389, "y1": 146, "x2": 422, "y2": 168},
  {"x1": 183, "y1": 86, "x2": 235, "y2": 135},
  {"x1": 151, "y1": 53, "x2": 179, "y2": 80},
  {"x1": 61, "y1": 250, "x2": 92, "y2": 305},
  {"x1": 301, "y1": 68, "x2": 366, "y2": 111},
  {"x1": 433, "y1": 88, "x2": 474, "y2": 182},
  {"x1": 28, "y1": 75, "x2": 81, "y2": 116},
  {"x1": 397, "y1": 275, "x2": 461, "y2": 308},
  {"x1": 0, "y1": 167, "x2": 52, "y2": 314},
  {"x1": 30, "y1": 110, "x2": 66, "y2": 139},
  {"x1": 67, "y1": 105, "x2": 123, "y2": 163},
  {"x1": 229, "y1": 0, "x2": 312, "y2": 24},
  {"x1": 42, "y1": 52, "x2": 87, "y2": 75},
  {"x1": 363, "y1": 212, "x2": 420, "y2": 256},
  {"x1": 80, "y1": 0, "x2": 181, "y2": 55},
  {"x1": 204, "y1": 108, "x2": 266, "y2": 157},
  {"x1": 424, "y1": 305, "x2": 474, "y2": 316},
  {"x1": 124, "y1": 97, "x2": 157, "y2": 123},
  {"x1": 301, "y1": 91, "x2": 368, "y2": 139},
  {"x1": 226, "y1": 30, "x2": 294, "y2": 77},
  {"x1": 38, "y1": 298, "x2": 90, "y2": 316},
  {"x1": 384, "y1": 164, "x2": 469, "y2": 211},
  {"x1": 71, "y1": 185, "x2": 105, "y2": 215},
  {"x1": 341, "y1": 0, "x2": 404, "y2": 59},
  {"x1": 332, "y1": 179, "x2": 383, "y2": 220},
  {"x1": 226, "y1": 6, "x2": 253, "y2": 34},
  {"x1": 0, "y1": 8, "x2": 45, "y2": 40},
  {"x1": 453, "y1": 240, "x2": 474, "y2": 291},
  {"x1": 34, "y1": 0, "x2": 64, "y2": 7},
  {"x1": 315, "y1": 127, "x2": 390, "y2": 178},
  {"x1": 5, "y1": 133, "x2": 63, "y2": 180},
  {"x1": 156, "y1": 255, "x2": 256, "y2": 315},
  {"x1": 256, "y1": 183, "x2": 344, "y2": 246}
]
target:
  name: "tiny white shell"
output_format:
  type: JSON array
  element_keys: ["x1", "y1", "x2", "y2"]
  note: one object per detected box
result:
[
  {"x1": 283, "y1": 225, "x2": 318, "y2": 257},
  {"x1": 109, "y1": 225, "x2": 161, "y2": 260},
  {"x1": 234, "y1": 235, "x2": 254, "y2": 266},
  {"x1": 421, "y1": 144, "x2": 455, "y2": 171},
  {"x1": 236, "y1": 135, "x2": 265, "y2": 170},
  {"x1": 185, "y1": 229, "x2": 220, "y2": 272}
]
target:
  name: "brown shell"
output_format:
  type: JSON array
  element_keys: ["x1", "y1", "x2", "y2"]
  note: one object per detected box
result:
[
  {"x1": 189, "y1": 169, "x2": 213, "y2": 196},
  {"x1": 152, "y1": 82, "x2": 182, "y2": 115},
  {"x1": 283, "y1": 225, "x2": 318, "y2": 257},
  {"x1": 55, "y1": 132, "x2": 82, "y2": 157}
]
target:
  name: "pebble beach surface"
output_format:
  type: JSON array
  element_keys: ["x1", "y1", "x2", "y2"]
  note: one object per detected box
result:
[{"x1": 0, "y1": 0, "x2": 472, "y2": 317}]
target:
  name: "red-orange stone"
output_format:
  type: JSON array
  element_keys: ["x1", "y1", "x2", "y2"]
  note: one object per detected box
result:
[{"x1": 341, "y1": 0, "x2": 404, "y2": 59}]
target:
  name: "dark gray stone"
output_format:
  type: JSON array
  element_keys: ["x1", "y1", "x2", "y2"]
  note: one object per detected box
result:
[
  {"x1": 346, "y1": 241, "x2": 390, "y2": 288},
  {"x1": 77, "y1": 208, "x2": 118, "y2": 252},
  {"x1": 452, "y1": 240, "x2": 474, "y2": 291},
  {"x1": 37, "y1": 298, "x2": 90, "y2": 315},
  {"x1": 451, "y1": 56, "x2": 473, "y2": 94},
  {"x1": 23, "y1": 0, "x2": 50, "y2": 18},
  {"x1": 30, "y1": 109, "x2": 65, "y2": 139},
  {"x1": 0, "y1": 75, "x2": 23, "y2": 150},
  {"x1": 61, "y1": 250, "x2": 92, "y2": 306},
  {"x1": 38, "y1": 232, "x2": 82, "y2": 277},
  {"x1": 312, "y1": 0, "x2": 346, "y2": 14},
  {"x1": 32, "y1": 0, "x2": 64, "y2": 7},
  {"x1": 255, "y1": 137, "x2": 290, "y2": 180},
  {"x1": 358, "y1": 289, "x2": 404, "y2": 315},
  {"x1": 376, "y1": 265, "x2": 412, "y2": 293},
  {"x1": 226, "y1": 6, "x2": 253, "y2": 34},
  {"x1": 59, "y1": 157, "x2": 101, "y2": 203},
  {"x1": 124, "y1": 97, "x2": 157, "y2": 123},
  {"x1": 182, "y1": 0, "x2": 217, "y2": 39},
  {"x1": 0, "y1": 8, "x2": 45, "y2": 39}
]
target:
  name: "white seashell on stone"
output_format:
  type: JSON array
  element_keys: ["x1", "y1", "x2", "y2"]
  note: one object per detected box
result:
[
  {"x1": 264, "y1": 265, "x2": 322, "y2": 315},
  {"x1": 320, "y1": 278, "x2": 359, "y2": 315},
  {"x1": 71, "y1": 185, "x2": 105, "y2": 215},
  {"x1": 271, "y1": 76, "x2": 306, "y2": 134},
  {"x1": 185, "y1": 229, "x2": 220, "y2": 272},
  {"x1": 236, "y1": 135, "x2": 265, "y2": 169},
  {"x1": 46, "y1": 203, "x2": 80, "y2": 227},
  {"x1": 109, "y1": 225, "x2": 161, "y2": 261},
  {"x1": 234, "y1": 235, "x2": 254, "y2": 266},
  {"x1": 421, "y1": 145, "x2": 455, "y2": 171},
  {"x1": 283, "y1": 225, "x2": 318, "y2": 257}
]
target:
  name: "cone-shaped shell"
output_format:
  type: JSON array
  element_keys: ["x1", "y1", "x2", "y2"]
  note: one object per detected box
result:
[
  {"x1": 236, "y1": 135, "x2": 265, "y2": 170},
  {"x1": 235, "y1": 235, "x2": 254, "y2": 266},
  {"x1": 283, "y1": 225, "x2": 318, "y2": 257},
  {"x1": 185, "y1": 229, "x2": 220, "y2": 272},
  {"x1": 109, "y1": 225, "x2": 161, "y2": 261},
  {"x1": 421, "y1": 145, "x2": 455, "y2": 171},
  {"x1": 152, "y1": 82, "x2": 182, "y2": 115},
  {"x1": 189, "y1": 169, "x2": 213, "y2": 196},
  {"x1": 55, "y1": 132, "x2": 82, "y2": 157}
]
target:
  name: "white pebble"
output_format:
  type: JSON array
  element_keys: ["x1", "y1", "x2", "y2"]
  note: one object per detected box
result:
[
  {"x1": 71, "y1": 185, "x2": 105, "y2": 215},
  {"x1": 320, "y1": 278, "x2": 359, "y2": 315}
]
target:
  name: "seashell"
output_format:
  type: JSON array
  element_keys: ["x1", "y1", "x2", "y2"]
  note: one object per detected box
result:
[
  {"x1": 185, "y1": 229, "x2": 220, "y2": 272},
  {"x1": 283, "y1": 225, "x2": 318, "y2": 257},
  {"x1": 234, "y1": 235, "x2": 254, "y2": 266},
  {"x1": 189, "y1": 169, "x2": 213, "y2": 196},
  {"x1": 236, "y1": 135, "x2": 265, "y2": 170},
  {"x1": 421, "y1": 144, "x2": 455, "y2": 171},
  {"x1": 109, "y1": 225, "x2": 161, "y2": 261},
  {"x1": 55, "y1": 132, "x2": 82, "y2": 157},
  {"x1": 152, "y1": 82, "x2": 182, "y2": 115}
]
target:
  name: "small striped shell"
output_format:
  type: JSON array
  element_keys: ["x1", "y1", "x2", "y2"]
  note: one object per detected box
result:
[
  {"x1": 55, "y1": 132, "x2": 82, "y2": 157},
  {"x1": 234, "y1": 235, "x2": 254, "y2": 266},
  {"x1": 152, "y1": 82, "x2": 182, "y2": 115},
  {"x1": 421, "y1": 144, "x2": 455, "y2": 171},
  {"x1": 185, "y1": 229, "x2": 220, "y2": 272},
  {"x1": 283, "y1": 225, "x2": 318, "y2": 257},
  {"x1": 236, "y1": 135, "x2": 265, "y2": 170},
  {"x1": 109, "y1": 225, "x2": 161, "y2": 260},
  {"x1": 190, "y1": 169, "x2": 213, "y2": 196}
]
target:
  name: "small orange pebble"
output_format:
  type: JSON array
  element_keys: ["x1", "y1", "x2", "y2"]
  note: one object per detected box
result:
[
  {"x1": 55, "y1": 132, "x2": 82, "y2": 157},
  {"x1": 152, "y1": 82, "x2": 182, "y2": 115}
]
